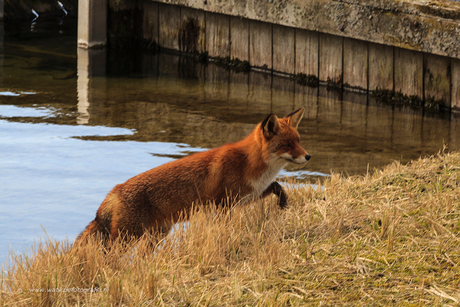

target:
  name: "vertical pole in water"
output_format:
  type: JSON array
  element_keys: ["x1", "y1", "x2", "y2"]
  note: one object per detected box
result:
[
  {"x1": 77, "y1": 0, "x2": 107, "y2": 124},
  {"x1": 78, "y1": 0, "x2": 107, "y2": 49}
]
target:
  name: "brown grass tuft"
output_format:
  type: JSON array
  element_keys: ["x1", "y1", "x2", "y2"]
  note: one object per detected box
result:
[{"x1": 2, "y1": 150, "x2": 460, "y2": 306}]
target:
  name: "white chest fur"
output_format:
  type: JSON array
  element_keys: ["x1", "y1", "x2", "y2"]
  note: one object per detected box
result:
[{"x1": 248, "y1": 156, "x2": 287, "y2": 199}]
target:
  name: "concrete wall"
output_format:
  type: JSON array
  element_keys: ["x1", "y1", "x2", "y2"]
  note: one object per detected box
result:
[
  {"x1": 142, "y1": 0, "x2": 460, "y2": 61},
  {"x1": 111, "y1": 1, "x2": 460, "y2": 109}
]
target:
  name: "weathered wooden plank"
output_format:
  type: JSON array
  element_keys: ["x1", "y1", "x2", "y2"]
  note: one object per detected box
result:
[
  {"x1": 230, "y1": 16, "x2": 249, "y2": 61},
  {"x1": 343, "y1": 38, "x2": 368, "y2": 90},
  {"x1": 452, "y1": 58, "x2": 460, "y2": 110},
  {"x1": 180, "y1": 7, "x2": 205, "y2": 53},
  {"x1": 450, "y1": 113, "x2": 460, "y2": 150},
  {"x1": 249, "y1": 20, "x2": 272, "y2": 70},
  {"x1": 295, "y1": 29, "x2": 318, "y2": 77},
  {"x1": 319, "y1": 33, "x2": 342, "y2": 84},
  {"x1": 369, "y1": 42, "x2": 393, "y2": 91},
  {"x1": 424, "y1": 54, "x2": 451, "y2": 106},
  {"x1": 273, "y1": 25, "x2": 295, "y2": 75},
  {"x1": 142, "y1": 1, "x2": 159, "y2": 44},
  {"x1": 394, "y1": 48, "x2": 423, "y2": 98},
  {"x1": 206, "y1": 12, "x2": 230, "y2": 58},
  {"x1": 159, "y1": 3, "x2": 181, "y2": 50}
]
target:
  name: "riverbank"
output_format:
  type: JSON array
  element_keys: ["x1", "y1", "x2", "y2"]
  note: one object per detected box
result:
[{"x1": 2, "y1": 150, "x2": 460, "y2": 305}]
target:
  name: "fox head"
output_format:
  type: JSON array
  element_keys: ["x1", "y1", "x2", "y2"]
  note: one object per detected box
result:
[{"x1": 261, "y1": 108, "x2": 311, "y2": 164}]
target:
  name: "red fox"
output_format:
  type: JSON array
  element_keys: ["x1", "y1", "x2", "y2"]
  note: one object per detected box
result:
[{"x1": 76, "y1": 108, "x2": 310, "y2": 243}]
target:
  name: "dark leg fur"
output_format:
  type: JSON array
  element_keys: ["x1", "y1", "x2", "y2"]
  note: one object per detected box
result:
[{"x1": 262, "y1": 181, "x2": 288, "y2": 209}]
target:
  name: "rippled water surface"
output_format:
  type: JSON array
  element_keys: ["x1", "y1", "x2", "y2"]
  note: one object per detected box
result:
[{"x1": 1, "y1": 18, "x2": 459, "y2": 262}]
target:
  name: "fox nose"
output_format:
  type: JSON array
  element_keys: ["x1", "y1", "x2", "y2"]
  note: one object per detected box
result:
[{"x1": 305, "y1": 154, "x2": 311, "y2": 161}]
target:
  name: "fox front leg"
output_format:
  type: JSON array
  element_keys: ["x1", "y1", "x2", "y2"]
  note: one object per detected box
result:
[{"x1": 262, "y1": 181, "x2": 288, "y2": 209}]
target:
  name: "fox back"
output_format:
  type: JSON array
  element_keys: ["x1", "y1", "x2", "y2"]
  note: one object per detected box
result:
[{"x1": 76, "y1": 108, "x2": 310, "y2": 243}]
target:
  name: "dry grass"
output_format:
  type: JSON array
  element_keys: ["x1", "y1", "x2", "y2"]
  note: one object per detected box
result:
[{"x1": 2, "y1": 150, "x2": 460, "y2": 306}]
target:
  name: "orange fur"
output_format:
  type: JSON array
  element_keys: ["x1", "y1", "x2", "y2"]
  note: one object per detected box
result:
[{"x1": 76, "y1": 108, "x2": 310, "y2": 243}]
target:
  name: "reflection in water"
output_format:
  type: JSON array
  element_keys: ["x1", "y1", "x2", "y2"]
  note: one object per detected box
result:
[
  {"x1": 77, "y1": 48, "x2": 106, "y2": 124},
  {"x1": 0, "y1": 91, "x2": 36, "y2": 96},
  {"x1": 84, "y1": 49, "x2": 459, "y2": 181},
  {"x1": 1, "y1": 17, "x2": 460, "y2": 263},
  {"x1": 3, "y1": 18, "x2": 460, "y2": 180}
]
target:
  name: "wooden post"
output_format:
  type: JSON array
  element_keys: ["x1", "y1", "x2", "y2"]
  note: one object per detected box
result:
[{"x1": 78, "y1": 0, "x2": 107, "y2": 49}]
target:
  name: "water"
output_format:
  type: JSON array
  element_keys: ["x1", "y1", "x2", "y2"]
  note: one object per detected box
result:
[{"x1": 1, "y1": 18, "x2": 459, "y2": 263}]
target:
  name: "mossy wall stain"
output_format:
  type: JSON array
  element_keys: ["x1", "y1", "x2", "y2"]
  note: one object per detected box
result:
[
  {"x1": 426, "y1": 70, "x2": 449, "y2": 92},
  {"x1": 180, "y1": 18, "x2": 201, "y2": 54}
]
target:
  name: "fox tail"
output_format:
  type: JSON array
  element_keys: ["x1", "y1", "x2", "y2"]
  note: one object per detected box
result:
[{"x1": 74, "y1": 219, "x2": 108, "y2": 245}]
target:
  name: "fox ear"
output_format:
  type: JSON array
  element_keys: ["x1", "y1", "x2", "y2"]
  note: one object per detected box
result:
[
  {"x1": 285, "y1": 108, "x2": 305, "y2": 129},
  {"x1": 261, "y1": 114, "x2": 281, "y2": 139}
]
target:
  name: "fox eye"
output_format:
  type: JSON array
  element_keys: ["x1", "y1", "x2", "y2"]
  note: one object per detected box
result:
[{"x1": 283, "y1": 143, "x2": 292, "y2": 148}]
